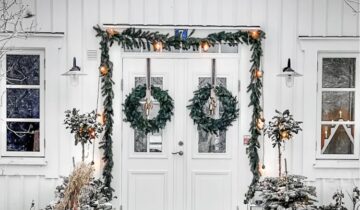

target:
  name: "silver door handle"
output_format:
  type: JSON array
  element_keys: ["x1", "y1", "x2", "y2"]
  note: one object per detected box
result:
[{"x1": 172, "y1": 151, "x2": 184, "y2": 156}]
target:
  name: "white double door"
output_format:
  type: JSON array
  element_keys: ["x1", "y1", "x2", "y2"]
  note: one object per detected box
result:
[{"x1": 122, "y1": 57, "x2": 240, "y2": 210}]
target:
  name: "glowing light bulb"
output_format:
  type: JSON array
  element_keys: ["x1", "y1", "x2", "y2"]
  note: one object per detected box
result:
[
  {"x1": 152, "y1": 41, "x2": 163, "y2": 52},
  {"x1": 200, "y1": 40, "x2": 210, "y2": 52}
]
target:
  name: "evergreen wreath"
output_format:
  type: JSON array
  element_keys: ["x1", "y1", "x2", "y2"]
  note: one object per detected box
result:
[
  {"x1": 187, "y1": 84, "x2": 239, "y2": 135},
  {"x1": 124, "y1": 84, "x2": 174, "y2": 134}
]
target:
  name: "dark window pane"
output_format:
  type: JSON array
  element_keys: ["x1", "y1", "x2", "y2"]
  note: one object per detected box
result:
[
  {"x1": 7, "y1": 122, "x2": 40, "y2": 152},
  {"x1": 7, "y1": 88, "x2": 40, "y2": 118},
  {"x1": 134, "y1": 130, "x2": 147, "y2": 152},
  {"x1": 6, "y1": 54, "x2": 40, "y2": 85},
  {"x1": 135, "y1": 77, "x2": 163, "y2": 88},
  {"x1": 321, "y1": 124, "x2": 354, "y2": 155},
  {"x1": 322, "y1": 91, "x2": 354, "y2": 121},
  {"x1": 198, "y1": 130, "x2": 226, "y2": 153},
  {"x1": 198, "y1": 77, "x2": 226, "y2": 88},
  {"x1": 197, "y1": 77, "x2": 227, "y2": 153},
  {"x1": 134, "y1": 77, "x2": 163, "y2": 153},
  {"x1": 322, "y1": 58, "x2": 356, "y2": 88}
]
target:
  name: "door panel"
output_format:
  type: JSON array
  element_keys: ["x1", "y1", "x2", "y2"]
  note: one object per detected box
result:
[
  {"x1": 128, "y1": 171, "x2": 169, "y2": 210},
  {"x1": 185, "y1": 58, "x2": 239, "y2": 210},
  {"x1": 122, "y1": 58, "x2": 175, "y2": 210}
]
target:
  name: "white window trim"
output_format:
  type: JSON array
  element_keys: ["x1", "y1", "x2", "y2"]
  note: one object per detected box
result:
[
  {"x1": 316, "y1": 52, "x2": 360, "y2": 160},
  {"x1": 0, "y1": 50, "x2": 45, "y2": 157},
  {"x1": 299, "y1": 37, "x2": 360, "y2": 178}
]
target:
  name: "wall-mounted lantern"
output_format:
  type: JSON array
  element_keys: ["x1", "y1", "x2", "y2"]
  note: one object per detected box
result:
[
  {"x1": 277, "y1": 58, "x2": 302, "y2": 88},
  {"x1": 62, "y1": 57, "x2": 87, "y2": 76},
  {"x1": 62, "y1": 57, "x2": 86, "y2": 85}
]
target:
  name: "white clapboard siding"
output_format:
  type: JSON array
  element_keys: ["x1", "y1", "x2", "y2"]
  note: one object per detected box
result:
[{"x1": 0, "y1": 0, "x2": 359, "y2": 210}]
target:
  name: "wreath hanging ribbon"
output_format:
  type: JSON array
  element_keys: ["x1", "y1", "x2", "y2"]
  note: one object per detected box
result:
[
  {"x1": 123, "y1": 84, "x2": 174, "y2": 134},
  {"x1": 187, "y1": 83, "x2": 239, "y2": 135}
]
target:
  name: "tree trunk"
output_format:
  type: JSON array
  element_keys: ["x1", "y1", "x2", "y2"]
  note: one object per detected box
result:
[
  {"x1": 278, "y1": 143, "x2": 282, "y2": 177},
  {"x1": 81, "y1": 142, "x2": 85, "y2": 162}
]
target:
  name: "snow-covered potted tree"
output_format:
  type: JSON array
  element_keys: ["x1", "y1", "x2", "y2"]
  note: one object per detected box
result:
[
  {"x1": 265, "y1": 110, "x2": 302, "y2": 177},
  {"x1": 64, "y1": 108, "x2": 103, "y2": 162}
]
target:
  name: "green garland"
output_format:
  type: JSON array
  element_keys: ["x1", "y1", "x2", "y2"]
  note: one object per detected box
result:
[
  {"x1": 123, "y1": 85, "x2": 174, "y2": 134},
  {"x1": 94, "y1": 25, "x2": 265, "y2": 202},
  {"x1": 245, "y1": 30, "x2": 265, "y2": 203},
  {"x1": 96, "y1": 30, "x2": 115, "y2": 200},
  {"x1": 187, "y1": 84, "x2": 239, "y2": 135}
]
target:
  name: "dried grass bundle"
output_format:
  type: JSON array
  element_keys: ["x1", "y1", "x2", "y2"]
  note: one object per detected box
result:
[{"x1": 55, "y1": 163, "x2": 94, "y2": 210}]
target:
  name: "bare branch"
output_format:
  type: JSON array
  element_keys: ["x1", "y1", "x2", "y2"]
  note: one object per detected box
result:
[
  {"x1": 0, "y1": 0, "x2": 36, "y2": 59},
  {"x1": 344, "y1": 0, "x2": 360, "y2": 13}
]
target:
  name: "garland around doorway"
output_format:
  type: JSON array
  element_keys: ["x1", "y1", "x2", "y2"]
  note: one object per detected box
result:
[{"x1": 94, "y1": 25, "x2": 265, "y2": 202}]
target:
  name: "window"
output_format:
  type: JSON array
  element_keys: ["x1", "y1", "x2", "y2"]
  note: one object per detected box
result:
[
  {"x1": 134, "y1": 76, "x2": 164, "y2": 153},
  {"x1": 198, "y1": 77, "x2": 227, "y2": 153},
  {"x1": 317, "y1": 52, "x2": 359, "y2": 159},
  {"x1": 1, "y1": 50, "x2": 45, "y2": 157}
]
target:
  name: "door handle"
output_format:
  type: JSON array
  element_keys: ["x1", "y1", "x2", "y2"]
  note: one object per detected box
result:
[{"x1": 172, "y1": 151, "x2": 184, "y2": 156}]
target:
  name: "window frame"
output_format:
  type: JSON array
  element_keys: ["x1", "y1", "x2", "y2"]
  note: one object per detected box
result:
[
  {"x1": 0, "y1": 50, "x2": 45, "y2": 157},
  {"x1": 316, "y1": 52, "x2": 360, "y2": 160}
]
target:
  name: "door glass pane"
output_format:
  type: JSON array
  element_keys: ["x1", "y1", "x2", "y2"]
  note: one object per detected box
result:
[
  {"x1": 322, "y1": 58, "x2": 356, "y2": 88},
  {"x1": 197, "y1": 77, "x2": 227, "y2": 153},
  {"x1": 135, "y1": 77, "x2": 163, "y2": 89},
  {"x1": 6, "y1": 54, "x2": 40, "y2": 85},
  {"x1": 321, "y1": 91, "x2": 354, "y2": 121},
  {"x1": 149, "y1": 132, "x2": 162, "y2": 153},
  {"x1": 7, "y1": 122, "x2": 40, "y2": 152},
  {"x1": 134, "y1": 130, "x2": 147, "y2": 152},
  {"x1": 198, "y1": 77, "x2": 226, "y2": 88},
  {"x1": 7, "y1": 88, "x2": 40, "y2": 118},
  {"x1": 321, "y1": 124, "x2": 354, "y2": 154},
  {"x1": 134, "y1": 76, "x2": 163, "y2": 153},
  {"x1": 198, "y1": 131, "x2": 226, "y2": 153}
]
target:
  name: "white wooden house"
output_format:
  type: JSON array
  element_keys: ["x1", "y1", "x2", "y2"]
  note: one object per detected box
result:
[{"x1": 0, "y1": 0, "x2": 359, "y2": 209}]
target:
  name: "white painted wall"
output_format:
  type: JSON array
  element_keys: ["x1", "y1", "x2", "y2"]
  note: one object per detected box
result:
[{"x1": 0, "y1": 0, "x2": 359, "y2": 209}]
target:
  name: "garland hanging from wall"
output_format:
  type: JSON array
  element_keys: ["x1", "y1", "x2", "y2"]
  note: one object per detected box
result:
[{"x1": 94, "y1": 25, "x2": 265, "y2": 202}]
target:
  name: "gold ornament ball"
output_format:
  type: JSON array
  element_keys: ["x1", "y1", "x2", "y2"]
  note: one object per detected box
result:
[
  {"x1": 152, "y1": 40, "x2": 163, "y2": 52},
  {"x1": 100, "y1": 66, "x2": 108, "y2": 76},
  {"x1": 200, "y1": 40, "x2": 210, "y2": 52},
  {"x1": 280, "y1": 131, "x2": 289, "y2": 140},
  {"x1": 255, "y1": 69, "x2": 263, "y2": 78}
]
